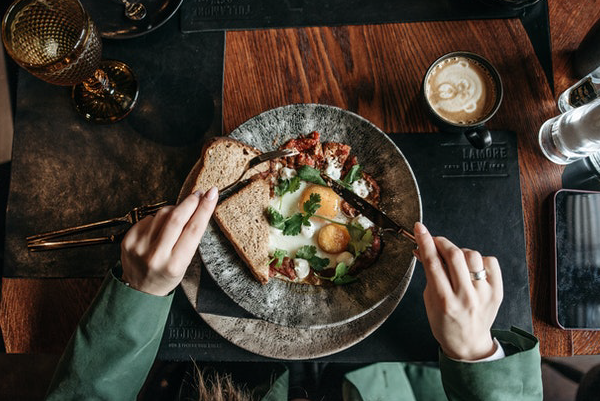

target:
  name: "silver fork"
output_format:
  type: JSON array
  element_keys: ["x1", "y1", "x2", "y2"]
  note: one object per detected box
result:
[
  {"x1": 26, "y1": 201, "x2": 168, "y2": 251},
  {"x1": 218, "y1": 148, "x2": 299, "y2": 203}
]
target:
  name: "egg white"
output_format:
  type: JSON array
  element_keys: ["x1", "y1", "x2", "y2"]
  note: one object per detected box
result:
[{"x1": 268, "y1": 179, "x2": 351, "y2": 268}]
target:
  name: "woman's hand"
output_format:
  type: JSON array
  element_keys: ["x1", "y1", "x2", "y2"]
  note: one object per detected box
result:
[
  {"x1": 413, "y1": 222, "x2": 503, "y2": 361},
  {"x1": 120, "y1": 187, "x2": 218, "y2": 296}
]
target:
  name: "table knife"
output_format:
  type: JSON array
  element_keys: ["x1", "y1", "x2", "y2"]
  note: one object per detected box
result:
[{"x1": 321, "y1": 175, "x2": 416, "y2": 244}]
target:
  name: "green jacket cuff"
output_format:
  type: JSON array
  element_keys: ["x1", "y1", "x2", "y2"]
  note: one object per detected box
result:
[
  {"x1": 439, "y1": 327, "x2": 543, "y2": 401},
  {"x1": 46, "y1": 269, "x2": 173, "y2": 401}
]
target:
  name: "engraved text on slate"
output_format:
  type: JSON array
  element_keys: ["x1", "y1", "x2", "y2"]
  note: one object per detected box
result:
[
  {"x1": 190, "y1": 0, "x2": 255, "y2": 21},
  {"x1": 166, "y1": 311, "x2": 224, "y2": 351},
  {"x1": 441, "y1": 142, "x2": 509, "y2": 178}
]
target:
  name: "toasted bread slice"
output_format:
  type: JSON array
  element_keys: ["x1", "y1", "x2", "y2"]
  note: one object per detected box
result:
[
  {"x1": 214, "y1": 178, "x2": 271, "y2": 284},
  {"x1": 178, "y1": 137, "x2": 266, "y2": 203}
]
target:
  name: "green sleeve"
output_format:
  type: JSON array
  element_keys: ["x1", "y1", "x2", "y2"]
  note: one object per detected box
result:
[
  {"x1": 439, "y1": 327, "x2": 543, "y2": 401},
  {"x1": 45, "y1": 269, "x2": 173, "y2": 401}
]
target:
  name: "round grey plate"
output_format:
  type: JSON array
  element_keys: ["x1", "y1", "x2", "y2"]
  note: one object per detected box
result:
[{"x1": 200, "y1": 104, "x2": 421, "y2": 328}]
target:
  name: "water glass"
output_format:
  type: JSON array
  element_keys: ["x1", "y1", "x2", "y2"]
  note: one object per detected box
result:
[{"x1": 539, "y1": 98, "x2": 600, "y2": 164}]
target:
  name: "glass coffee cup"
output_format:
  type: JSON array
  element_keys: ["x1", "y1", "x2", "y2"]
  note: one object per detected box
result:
[{"x1": 422, "y1": 51, "x2": 504, "y2": 149}]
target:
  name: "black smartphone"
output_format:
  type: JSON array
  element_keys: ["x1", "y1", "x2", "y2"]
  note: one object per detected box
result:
[{"x1": 552, "y1": 189, "x2": 600, "y2": 330}]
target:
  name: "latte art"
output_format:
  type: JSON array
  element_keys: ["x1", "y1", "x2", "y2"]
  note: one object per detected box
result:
[{"x1": 425, "y1": 56, "x2": 497, "y2": 125}]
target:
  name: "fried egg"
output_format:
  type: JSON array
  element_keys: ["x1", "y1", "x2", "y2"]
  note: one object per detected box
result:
[{"x1": 268, "y1": 175, "x2": 352, "y2": 267}]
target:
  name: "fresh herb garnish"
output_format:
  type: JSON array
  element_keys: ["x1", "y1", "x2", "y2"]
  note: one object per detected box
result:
[
  {"x1": 335, "y1": 164, "x2": 363, "y2": 190},
  {"x1": 282, "y1": 213, "x2": 305, "y2": 235},
  {"x1": 268, "y1": 249, "x2": 287, "y2": 268},
  {"x1": 266, "y1": 194, "x2": 322, "y2": 236},
  {"x1": 297, "y1": 165, "x2": 327, "y2": 186},
  {"x1": 342, "y1": 164, "x2": 363, "y2": 186},
  {"x1": 266, "y1": 206, "x2": 286, "y2": 230},
  {"x1": 347, "y1": 224, "x2": 373, "y2": 256},
  {"x1": 318, "y1": 262, "x2": 358, "y2": 285},
  {"x1": 274, "y1": 176, "x2": 301, "y2": 198},
  {"x1": 303, "y1": 193, "x2": 321, "y2": 216},
  {"x1": 295, "y1": 245, "x2": 330, "y2": 271}
]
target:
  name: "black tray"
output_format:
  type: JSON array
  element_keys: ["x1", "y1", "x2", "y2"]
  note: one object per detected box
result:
[{"x1": 157, "y1": 130, "x2": 532, "y2": 362}]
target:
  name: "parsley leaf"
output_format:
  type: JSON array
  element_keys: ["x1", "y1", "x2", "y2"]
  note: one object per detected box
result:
[
  {"x1": 347, "y1": 224, "x2": 374, "y2": 256},
  {"x1": 268, "y1": 249, "x2": 287, "y2": 268},
  {"x1": 309, "y1": 256, "x2": 330, "y2": 272},
  {"x1": 282, "y1": 213, "x2": 304, "y2": 236},
  {"x1": 295, "y1": 245, "x2": 317, "y2": 259},
  {"x1": 266, "y1": 194, "x2": 322, "y2": 236},
  {"x1": 297, "y1": 165, "x2": 327, "y2": 186},
  {"x1": 266, "y1": 206, "x2": 286, "y2": 230},
  {"x1": 318, "y1": 262, "x2": 358, "y2": 285},
  {"x1": 303, "y1": 193, "x2": 321, "y2": 216},
  {"x1": 295, "y1": 245, "x2": 330, "y2": 271},
  {"x1": 334, "y1": 274, "x2": 358, "y2": 285},
  {"x1": 342, "y1": 164, "x2": 363, "y2": 186},
  {"x1": 275, "y1": 176, "x2": 301, "y2": 197}
]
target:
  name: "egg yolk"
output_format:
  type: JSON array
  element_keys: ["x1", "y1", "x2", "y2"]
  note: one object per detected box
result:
[
  {"x1": 299, "y1": 185, "x2": 341, "y2": 219},
  {"x1": 318, "y1": 224, "x2": 351, "y2": 254}
]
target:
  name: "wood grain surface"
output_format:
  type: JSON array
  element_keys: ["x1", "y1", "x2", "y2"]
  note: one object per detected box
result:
[{"x1": 2, "y1": 0, "x2": 600, "y2": 356}]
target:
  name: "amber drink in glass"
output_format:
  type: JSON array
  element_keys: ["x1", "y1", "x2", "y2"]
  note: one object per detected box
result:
[{"x1": 2, "y1": 0, "x2": 138, "y2": 123}]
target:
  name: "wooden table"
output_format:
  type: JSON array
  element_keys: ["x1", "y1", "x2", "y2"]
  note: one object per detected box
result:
[{"x1": 2, "y1": 0, "x2": 599, "y2": 357}]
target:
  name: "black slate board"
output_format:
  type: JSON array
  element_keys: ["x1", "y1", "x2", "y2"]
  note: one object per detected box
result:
[
  {"x1": 3, "y1": 18, "x2": 225, "y2": 278},
  {"x1": 157, "y1": 130, "x2": 532, "y2": 362},
  {"x1": 180, "y1": 0, "x2": 519, "y2": 32}
]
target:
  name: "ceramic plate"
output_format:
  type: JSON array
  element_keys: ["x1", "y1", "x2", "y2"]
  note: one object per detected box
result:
[
  {"x1": 180, "y1": 254, "x2": 413, "y2": 360},
  {"x1": 198, "y1": 104, "x2": 421, "y2": 328},
  {"x1": 82, "y1": 0, "x2": 183, "y2": 39}
]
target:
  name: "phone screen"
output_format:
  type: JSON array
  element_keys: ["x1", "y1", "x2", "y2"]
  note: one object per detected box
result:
[{"x1": 554, "y1": 190, "x2": 600, "y2": 329}]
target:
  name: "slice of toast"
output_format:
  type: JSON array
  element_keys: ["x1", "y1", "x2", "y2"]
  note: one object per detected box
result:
[
  {"x1": 178, "y1": 137, "x2": 266, "y2": 203},
  {"x1": 213, "y1": 178, "x2": 271, "y2": 284}
]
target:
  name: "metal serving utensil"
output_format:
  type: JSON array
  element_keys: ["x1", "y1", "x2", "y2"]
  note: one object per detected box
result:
[
  {"x1": 26, "y1": 201, "x2": 168, "y2": 251},
  {"x1": 321, "y1": 175, "x2": 416, "y2": 244},
  {"x1": 218, "y1": 148, "x2": 299, "y2": 203}
]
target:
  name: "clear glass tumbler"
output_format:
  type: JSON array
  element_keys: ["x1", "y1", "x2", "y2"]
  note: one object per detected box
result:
[
  {"x1": 539, "y1": 98, "x2": 600, "y2": 164},
  {"x1": 557, "y1": 65, "x2": 600, "y2": 113}
]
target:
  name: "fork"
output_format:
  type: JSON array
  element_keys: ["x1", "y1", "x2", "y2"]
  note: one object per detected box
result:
[
  {"x1": 26, "y1": 201, "x2": 168, "y2": 251},
  {"x1": 218, "y1": 148, "x2": 299, "y2": 202}
]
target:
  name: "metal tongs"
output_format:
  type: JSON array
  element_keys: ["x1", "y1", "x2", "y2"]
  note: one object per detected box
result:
[{"x1": 26, "y1": 201, "x2": 168, "y2": 251}]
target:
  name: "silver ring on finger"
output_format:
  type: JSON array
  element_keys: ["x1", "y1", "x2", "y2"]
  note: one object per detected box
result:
[{"x1": 469, "y1": 269, "x2": 487, "y2": 281}]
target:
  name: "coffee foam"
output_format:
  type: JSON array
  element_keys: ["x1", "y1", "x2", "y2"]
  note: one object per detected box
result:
[{"x1": 425, "y1": 56, "x2": 497, "y2": 125}]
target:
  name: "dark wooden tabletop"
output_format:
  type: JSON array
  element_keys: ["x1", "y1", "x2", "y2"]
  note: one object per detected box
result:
[{"x1": 2, "y1": 0, "x2": 600, "y2": 356}]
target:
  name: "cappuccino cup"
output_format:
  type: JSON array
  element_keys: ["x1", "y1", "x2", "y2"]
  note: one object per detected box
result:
[{"x1": 422, "y1": 52, "x2": 503, "y2": 149}]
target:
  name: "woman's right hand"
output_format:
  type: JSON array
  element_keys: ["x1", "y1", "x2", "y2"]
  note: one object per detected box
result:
[{"x1": 413, "y1": 222, "x2": 504, "y2": 361}]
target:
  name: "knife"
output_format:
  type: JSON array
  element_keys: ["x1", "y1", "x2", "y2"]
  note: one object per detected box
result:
[{"x1": 321, "y1": 175, "x2": 416, "y2": 244}]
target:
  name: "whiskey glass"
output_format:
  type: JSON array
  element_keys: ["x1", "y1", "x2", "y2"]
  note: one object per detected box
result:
[{"x1": 2, "y1": 0, "x2": 138, "y2": 123}]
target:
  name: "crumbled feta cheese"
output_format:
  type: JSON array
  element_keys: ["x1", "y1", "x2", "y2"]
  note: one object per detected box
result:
[
  {"x1": 280, "y1": 167, "x2": 297, "y2": 180},
  {"x1": 336, "y1": 251, "x2": 355, "y2": 266},
  {"x1": 324, "y1": 158, "x2": 342, "y2": 180},
  {"x1": 301, "y1": 220, "x2": 315, "y2": 237},
  {"x1": 351, "y1": 179, "x2": 371, "y2": 198},
  {"x1": 352, "y1": 215, "x2": 374, "y2": 230},
  {"x1": 293, "y1": 258, "x2": 310, "y2": 279}
]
